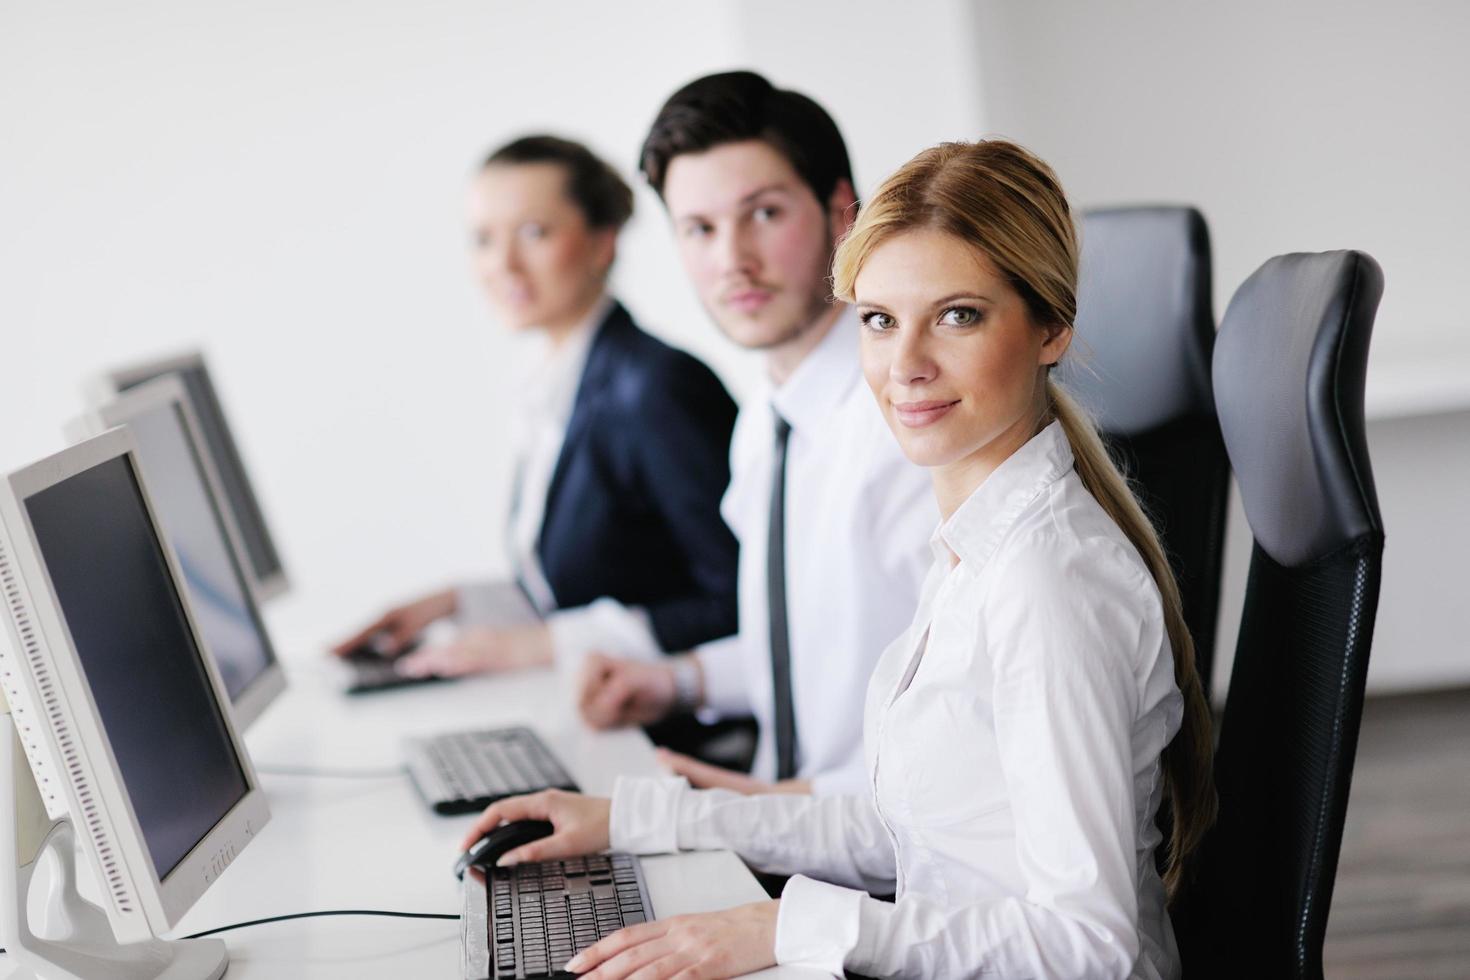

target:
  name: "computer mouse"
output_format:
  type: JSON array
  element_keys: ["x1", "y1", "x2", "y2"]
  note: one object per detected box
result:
[
  {"x1": 453, "y1": 819, "x2": 555, "y2": 879},
  {"x1": 342, "y1": 633, "x2": 420, "y2": 662}
]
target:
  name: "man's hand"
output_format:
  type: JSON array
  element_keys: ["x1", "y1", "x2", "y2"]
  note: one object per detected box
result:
[
  {"x1": 395, "y1": 623, "x2": 552, "y2": 678},
  {"x1": 578, "y1": 653, "x2": 678, "y2": 729},
  {"x1": 655, "y1": 748, "x2": 811, "y2": 795}
]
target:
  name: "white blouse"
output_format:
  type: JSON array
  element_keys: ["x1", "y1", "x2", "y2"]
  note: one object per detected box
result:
[{"x1": 610, "y1": 421, "x2": 1184, "y2": 979}]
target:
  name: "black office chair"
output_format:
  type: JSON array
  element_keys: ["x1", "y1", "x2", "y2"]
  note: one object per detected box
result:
[
  {"x1": 1065, "y1": 206, "x2": 1229, "y2": 688},
  {"x1": 1173, "y1": 250, "x2": 1385, "y2": 978}
]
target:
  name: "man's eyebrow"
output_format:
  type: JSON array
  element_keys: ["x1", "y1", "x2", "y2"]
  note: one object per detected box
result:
[
  {"x1": 674, "y1": 183, "x2": 796, "y2": 224},
  {"x1": 736, "y1": 182, "x2": 795, "y2": 206}
]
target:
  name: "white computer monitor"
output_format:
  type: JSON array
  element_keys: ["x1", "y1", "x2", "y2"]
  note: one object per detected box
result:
[
  {"x1": 67, "y1": 375, "x2": 287, "y2": 728},
  {"x1": 89, "y1": 350, "x2": 289, "y2": 601},
  {"x1": 0, "y1": 427, "x2": 269, "y2": 979}
]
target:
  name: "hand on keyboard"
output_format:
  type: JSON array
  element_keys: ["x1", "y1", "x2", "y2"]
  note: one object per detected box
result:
[
  {"x1": 564, "y1": 898, "x2": 780, "y2": 979},
  {"x1": 460, "y1": 788, "x2": 611, "y2": 867}
]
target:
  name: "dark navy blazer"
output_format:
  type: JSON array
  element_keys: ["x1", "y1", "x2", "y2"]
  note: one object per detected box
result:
[{"x1": 536, "y1": 301, "x2": 739, "y2": 652}]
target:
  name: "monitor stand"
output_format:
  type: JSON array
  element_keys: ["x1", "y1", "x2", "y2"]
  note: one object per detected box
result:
[{"x1": 1, "y1": 712, "x2": 227, "y2": 980}]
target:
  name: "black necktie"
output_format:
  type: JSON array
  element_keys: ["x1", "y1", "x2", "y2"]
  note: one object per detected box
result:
[{"x1": 769, "y1": 414, "x2": 798, "y2": 780}]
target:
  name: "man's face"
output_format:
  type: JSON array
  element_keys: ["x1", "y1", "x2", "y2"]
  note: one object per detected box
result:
[{"x1": 661, "y1": 140, "x2": 846, "y2": 351}]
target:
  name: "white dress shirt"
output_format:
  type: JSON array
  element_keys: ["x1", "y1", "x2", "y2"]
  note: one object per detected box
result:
[
  {"x1": 695, "y1": 309, "x2": 934, "y2": 795},
  {"x1": 610, "y1": 421, "x2": 1185, "y2": 979},
  {"x1": 457, "y1": 295, "x2": 663, "y2": 668}
]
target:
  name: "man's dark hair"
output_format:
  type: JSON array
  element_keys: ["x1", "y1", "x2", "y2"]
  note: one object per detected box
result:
[
  {"x1": 639, "y1": 71, "x2": 854, "y2": 206},
  {"x1": 484, "y1": 135, "x2": 634, "y2": 231}
]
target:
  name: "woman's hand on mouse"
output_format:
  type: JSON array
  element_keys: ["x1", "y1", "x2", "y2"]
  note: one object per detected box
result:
[
  {"x1": 461, "y1": 789, "x2": 611, "y2": 866},
  {"x1": 329, "y1": 588, "x2": 456, "y2": 657}
]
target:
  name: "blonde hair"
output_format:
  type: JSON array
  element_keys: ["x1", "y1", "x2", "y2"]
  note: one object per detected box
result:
[{"x1": 835, "y1": 140, "x2": 1216, "y2": 899}]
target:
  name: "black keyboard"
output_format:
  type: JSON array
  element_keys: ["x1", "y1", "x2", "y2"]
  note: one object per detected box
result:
[
  {"x1": 405, "y1": 727, "x2": 578, "y2": 816},
  {"x1": 462, "y1": 853, "x2": 653, "y2": 980}
]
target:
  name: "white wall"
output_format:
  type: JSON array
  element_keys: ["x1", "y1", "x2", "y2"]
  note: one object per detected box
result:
[
  {"x1": 970, "y1": 0, "x2": 1470, "y2": 693},
  {"x1": 7, "y1": 0, "x2": 1454, "y2": 690},
  {"x1": 970, "y1": 0, "x2": 1470, "y2": 363},
  {"x1": 0, "y1": 0, "x2": 980, "y2": 636}
]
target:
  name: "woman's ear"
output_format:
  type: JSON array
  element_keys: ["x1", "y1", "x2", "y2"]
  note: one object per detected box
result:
[{"x1": 1039, "y1": 322, "x2": 1073, "y2": 366}]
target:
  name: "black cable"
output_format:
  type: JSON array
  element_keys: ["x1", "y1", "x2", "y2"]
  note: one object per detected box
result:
[
  {"x1": 254, "y1": 763, "x2": 406, "y2": 779},
  {"x1": 184, "y1": 909, "x2": 458, "y2": 940},
  {"x1": 3, "y1": 911, "x2": 455, "y2": 952}
]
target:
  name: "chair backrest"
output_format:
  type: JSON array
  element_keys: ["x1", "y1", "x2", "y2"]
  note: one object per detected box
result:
[
  {"x1": 1065, "y1": 205, "x2": 1229, "y2": 686},
  {"x1": 1174, "y1": 250, "x2": 1385, "y2": 979}
]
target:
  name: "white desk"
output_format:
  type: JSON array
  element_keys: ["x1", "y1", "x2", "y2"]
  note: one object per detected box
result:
[{"x1": 4, "y1": 633, "x2": 819, "y2": 979}]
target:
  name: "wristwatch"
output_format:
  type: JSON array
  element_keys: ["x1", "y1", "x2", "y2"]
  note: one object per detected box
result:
[{"x1": 671, "y1": 655, "x2": 703, "y2": 712}]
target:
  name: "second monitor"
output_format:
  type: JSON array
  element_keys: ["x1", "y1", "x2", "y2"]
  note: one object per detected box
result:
[
  {"x1": 89, "y1": 350, "x2": 289, "y2": 602},
  {"x1": 68, "y1": 375, "x2": 286, "y2": 728}
]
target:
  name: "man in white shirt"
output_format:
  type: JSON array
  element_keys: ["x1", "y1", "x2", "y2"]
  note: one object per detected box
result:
[{"x1": 578, "y1": 71, "x2": 934, "y2": 796}]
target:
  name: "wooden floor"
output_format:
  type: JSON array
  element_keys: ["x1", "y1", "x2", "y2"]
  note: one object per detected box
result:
[{"x1": 1323, "y1": 688, "x2": 1470, "y2": 978}]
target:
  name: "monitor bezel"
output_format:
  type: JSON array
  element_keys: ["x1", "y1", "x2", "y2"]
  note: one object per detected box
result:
[
  {"x1": 87, "y1": 349, "x2": 290, "y2": 603},
  {"x1": 0, "y1": 427, "x2": 270, "y2": 943},
  {"x1": 68, "y1": 375, "x2": 288, "y2": 729}
]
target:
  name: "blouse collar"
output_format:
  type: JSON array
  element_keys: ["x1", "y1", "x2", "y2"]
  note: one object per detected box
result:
[{"x1": 935, "y1": 420, "x2": 1076, "y2": 569}]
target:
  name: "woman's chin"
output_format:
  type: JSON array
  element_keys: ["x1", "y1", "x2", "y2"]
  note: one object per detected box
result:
[{"x1": 888, "y1": 430, "x2": 962, "y2": 470}]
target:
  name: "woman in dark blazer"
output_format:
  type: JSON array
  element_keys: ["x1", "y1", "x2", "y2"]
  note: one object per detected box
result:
[{"x1": 333, "y1": 136, "x2": 738, "y2": 677}]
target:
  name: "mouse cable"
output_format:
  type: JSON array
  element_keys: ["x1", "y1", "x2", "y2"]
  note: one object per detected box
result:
[
  {"x1": 0, "y1": 909, "x2": 457, "y2": 953},
  {"x1": 253, "y1": 763, "x2": 407, "y2": 779},
  {"x1": 184, "y1": 908, "x2": 458, "y2": 939}
]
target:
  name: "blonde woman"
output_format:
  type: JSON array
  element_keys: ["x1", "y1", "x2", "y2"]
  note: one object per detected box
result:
[{"x1": 461, "y1": 140, "x2": 1217, "y2": 980}]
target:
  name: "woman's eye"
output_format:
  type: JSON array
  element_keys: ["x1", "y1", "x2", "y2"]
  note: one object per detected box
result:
[
  {"x1": 941, "y1": 306, "x2": 981, "y2": 327},
  {"x1": 519, "y1": 223, "x2": 548, "y2": 241},
  {"x1": 860, "y1": 311, "x2": 895, "y2": 332},
  {"x1": 684, "y1": 222, "x2": 713, "y2": 239},
  {"x1": 753, "y1": 205, "x2": 780, "y2": 222},
  {"x1": 473, "y1": 230, "x2": 491, "y2": 249}
]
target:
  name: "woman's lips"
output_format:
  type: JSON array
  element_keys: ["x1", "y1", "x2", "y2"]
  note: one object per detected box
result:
[{"x1": 893, "y1": 399, "x2": 959, "y2": 427}]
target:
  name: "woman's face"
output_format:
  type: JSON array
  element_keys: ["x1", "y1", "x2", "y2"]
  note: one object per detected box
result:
[
  {"x1": 856, "y1": 228, "x2": 1070, "y2": 483},
  {"x1": 468, "y1": 162, "x2": 615, "y2": 332}
]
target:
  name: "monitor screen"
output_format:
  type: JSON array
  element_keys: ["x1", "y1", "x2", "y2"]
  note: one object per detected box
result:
[
  {"x1": 125, "y1": 401, "x2": 276, "y2": 703},
  {"x1": 25, "y1": 455, "x2": 249, "y2": 879},
  {"x1": 119, "y1": 364, "x2": 283, "y2": 591}
]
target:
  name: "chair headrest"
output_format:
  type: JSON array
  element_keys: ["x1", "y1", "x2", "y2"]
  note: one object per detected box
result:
[
  {"x1": 1065, "y1": 206, "x2": 1215, "y2": 435},
  {"x1": 1213, "y1": 251, "x2": 1384, "y2": 567}
]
